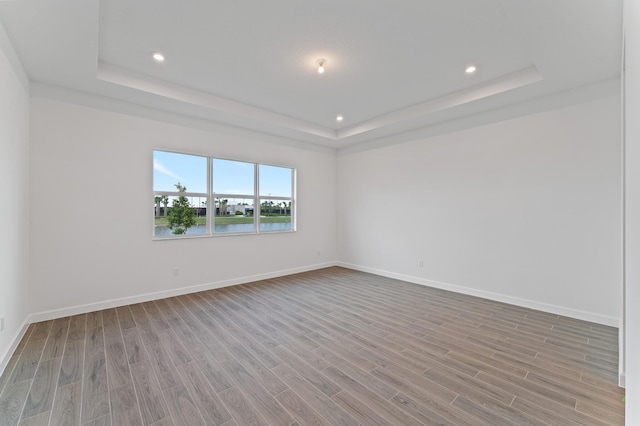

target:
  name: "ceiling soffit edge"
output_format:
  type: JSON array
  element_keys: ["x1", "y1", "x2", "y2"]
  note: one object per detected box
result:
[
  {"x1": 337, "y1": 66, "x2": 542, "y2": 139},
  {"x1": 97, "y1": 62, "x2": 337, "y2": 140}
]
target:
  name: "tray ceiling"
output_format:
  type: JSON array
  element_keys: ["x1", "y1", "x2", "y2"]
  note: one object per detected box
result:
[{"x1": 0, "y1": 0, "x2": 622, "y2": 149}]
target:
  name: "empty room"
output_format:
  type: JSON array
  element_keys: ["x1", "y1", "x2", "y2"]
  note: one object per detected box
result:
[{"x1": 1, "y1": 0, "x2": 639, "y2": 425}]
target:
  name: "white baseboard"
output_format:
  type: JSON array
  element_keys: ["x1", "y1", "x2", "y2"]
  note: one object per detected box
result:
[
  {"x1": 338, "y1": 262, "x2": 621, "y2": 327},
  {"x1": 619, "y1": 372, "x2": 626, "y2": 388},
  {"x1": 28, "y1": 262, "x2": 337, "y2": 324},
  {"x1": 0, "y1": 317, "x2": 30, "y2": 379}
]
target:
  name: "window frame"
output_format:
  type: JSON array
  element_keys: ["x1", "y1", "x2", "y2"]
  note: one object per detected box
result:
[{"x1": 153, "y1": 150, "x2": 296, "y2": 239}]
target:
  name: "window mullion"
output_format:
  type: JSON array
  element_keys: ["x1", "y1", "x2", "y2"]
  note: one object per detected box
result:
[
  {"x1": 255, "y1": 162, "x2": 260, "y2": 233},
  {"x1": 207, "y1": 156, "x2": 212, "y2": 235}
]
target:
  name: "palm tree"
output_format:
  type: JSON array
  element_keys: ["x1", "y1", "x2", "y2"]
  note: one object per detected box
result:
[
  {"x1": 154, "y1": 196, "x2": 163, "y2": 217},
  {"x1": 162, "y1": 196, "x2": 169, "y2": 216}
]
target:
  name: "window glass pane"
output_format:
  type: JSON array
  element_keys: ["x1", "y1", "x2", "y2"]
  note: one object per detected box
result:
[
  {"x1": 259, "y1": 199, "x2": 292, "y2": 232},
  {"x1": 153, "y1": 150, "x2": 207, "y2": 193},
  {"x1": 215, "y1": 197, "x2": 255, "y2": 234},
  {"x1": 213, "y1": 159, "x2": 254, "y2": 195},
  {"x1": 153, "y1": 195, "x2": 207, "y2": 237},
  {"x1": 259, "y1": 165, "x2": 292, "y2": 197}
]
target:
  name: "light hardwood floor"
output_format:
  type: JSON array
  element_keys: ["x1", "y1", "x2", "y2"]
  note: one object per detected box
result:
[{"x1": 0, "y1": 267, "x2": 625, "y2": 425}]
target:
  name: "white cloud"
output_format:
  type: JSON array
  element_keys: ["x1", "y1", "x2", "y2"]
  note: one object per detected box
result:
[{"x1": 154, "y1": 159, "x2": 182, "y2": 180}]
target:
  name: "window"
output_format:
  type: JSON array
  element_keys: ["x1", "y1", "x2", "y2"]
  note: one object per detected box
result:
[
  {"x1": 213, "y1": 159, "x2": 256, "y2": 234},
  {"x1": 153, "y1": 150, "x2": 295, "y2": 238},
  {"x1": 259, "y1": 164, "x2": 293, "y2": 232}
]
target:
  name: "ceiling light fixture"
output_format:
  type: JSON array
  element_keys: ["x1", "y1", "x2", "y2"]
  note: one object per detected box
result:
[
  {"x1": 151, "y1": 51, "x2": 166, "y2": 63},
  {"x1": 316, "y1": 59, "x2": 326, "y2": 74},
  {"x1": 465, "y1": 65, "x2": 477, "y2": 74},
  {"x1": 336, "y1": 115, "x2": 344, "y2": 122}
]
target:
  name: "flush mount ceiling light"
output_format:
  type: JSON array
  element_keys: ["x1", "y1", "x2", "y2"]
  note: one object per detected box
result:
[
  {"x1": 151, "y1": 51, "x2": 166, "y2": 63},
  {"x1": 465, "y1": 65, "x2": 477, "y2": 74},
  {"x1": 316, "y1": 59, "x2": 326, "y2": 74},
  {"x1": 336, "y1": 115, "x2": 344, "y2": 122}
]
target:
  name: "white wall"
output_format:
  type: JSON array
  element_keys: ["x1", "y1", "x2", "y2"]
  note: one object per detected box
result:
[
  {"x1": 29, "y1": 95, "x2": 337, "y2": 317},
  {"x1": 338, "y1": 92, "x2": 622, "y2": 326},
  {"x1": 624, "y1": 0, "x2": 640, "y2": 420},
  {"x1": 0, "y1": 22, "x2": 30, "y2": 368}
]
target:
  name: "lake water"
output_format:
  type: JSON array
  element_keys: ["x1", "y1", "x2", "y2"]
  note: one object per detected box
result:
[{"x1": 154, "y1": 222, "x2": 291, "y2": 237}]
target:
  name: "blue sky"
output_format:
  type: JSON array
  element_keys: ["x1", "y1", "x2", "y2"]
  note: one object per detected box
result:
[{"x1": 153, "y1": 151, "x2": 292, "y2": 199}]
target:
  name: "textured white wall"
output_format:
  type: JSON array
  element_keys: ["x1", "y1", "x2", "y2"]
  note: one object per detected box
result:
[
  {"x1": 338, "y1": 93, "x2": 622, "y2": 325},
  {"x1": 29, "y1": 96, "x2": 337, "y2": 316},
  {"x1": 625, "y1": 0, "x2": 640, "y2": 418},
  {"x1": 0, "y1": 22, "x2": 30, "y2": 365}
]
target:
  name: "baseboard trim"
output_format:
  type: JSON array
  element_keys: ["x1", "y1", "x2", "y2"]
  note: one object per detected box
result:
[
  {"x1": 619, "y1": 372, "x2": 626, "y2": 388},
  {"x1": 0, "y1": 317, "x2": 30, "y2": 379},
  {"x1": 28, "y1": 262, "x2": 338, "y2": 324},
  {"x1": 338, "y1": 262, "x2": 620, "y2": 327}
]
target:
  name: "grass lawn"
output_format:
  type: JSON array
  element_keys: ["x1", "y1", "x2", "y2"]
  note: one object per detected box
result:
[{"x1": 154, "y1": 215, "x2": 291, "y2": 225}]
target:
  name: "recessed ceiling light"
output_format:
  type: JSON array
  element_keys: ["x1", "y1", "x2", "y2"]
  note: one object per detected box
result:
[
  {"x1": 316, "y1": 59, "x2": 326, "y2": 74},
  {"x1": 151, "y1": 52, "x2": 166, "y2": 63},
  {"x1": 336, "y1": 115, "x2": 344, "y2": 122},
  {"x1": 465, "y1": 65, "x2": 477, "y2": 74}
]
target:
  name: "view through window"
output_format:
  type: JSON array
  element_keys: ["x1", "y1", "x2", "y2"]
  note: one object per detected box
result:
[{"x1": 153, "y1": 150, "x2": 295, "y2": 238}]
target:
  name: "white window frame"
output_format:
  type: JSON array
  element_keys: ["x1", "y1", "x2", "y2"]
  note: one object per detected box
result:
[{"x1": 153, "y1": 150, "x2": 296, "y2": 239}]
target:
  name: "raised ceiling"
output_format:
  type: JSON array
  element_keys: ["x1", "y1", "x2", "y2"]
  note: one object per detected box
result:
[{"x1": 0, "y1": 0, "x2": 622, "y2": 149}]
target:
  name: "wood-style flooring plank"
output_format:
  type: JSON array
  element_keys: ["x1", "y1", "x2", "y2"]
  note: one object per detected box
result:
[
  {"x1": 227, "y1": 345, "x2": 287, "y2": 396},
  {"x1": 82, "y1": 414, "x2": 110, "y2": 426},
  {"x1": 0, "y1": 380, "x2": 31, "y2": 426},
  {"x1": 271, "y1": 346, "x2": 341, "y2": 398},
  {"x1": 323, "y1": 365, "x2": 424, "y2": 426},
  {"x1": 218, "y1": 387, "x2": 268, "y2": 426},
  {"x1": 105, "y1": 339, "x2": 131, "y2": 390},
  {"x1": 314, "y1": 345, "x2": 396, "y2": 400},
  {"x1": 28, "y1": 321, "x2": 52, "y2": 343},
  {"x1": 0, "y1": 356, "x2": 19, "y2": 396},
  {"x1": 41, "y1": 318, "x2": 70, "y2": 361},
  {"x1": 390, "y1": 391, "x2": 480, "y2": 426},
  {"x1": 58, "y1": 340, "x2": 83, "y2": 387},
  {"x1": 275, "y1": 389, "x2": 331, "y2": 426},
  {"x1": 81, "y1": 357, "x2": 109, "y2": 423},
  {"x1": 122, "y1": 327, "x2": 147, "y2": 365},
  {"x1": 21, "y1": 357, "x2": 62, "y2": 420},
  {"x1": 331, "y1": 390, "x2": 396, "y2": 426},
  {"x1": 271, "y1": 364, "x2": 359, "y2": 426},
  {"x1": 50, "y1": 382, "x2": 81, "y2": 426},
  {"x1": 451, "y1": 395, "x2": 517, "y2": 426},
  {"x1": 9, "y1": 339, "x2": 46, "y2": 385},
  {"x1": 148, "y1": 417, "x2": 174, "y2": 426},
  {"x1": 144, "y1": 342, "x2": 179, "y2": 391},
  {"x1": 65, "y1": 315, "x2": 86, "y2": 344},
  {"x1": 17, "y1": 411, "x2": 49, "y2": 426},
  {"x1": 176, "y1": 362, "x2": 231, "y2": 426},
  {"x1": 129, "y1": 304, "x2": 160, "y2": 345},
  {"x1": 110, "y1": 384, "x2": 143, "y2": 426},
  {"x1": 129, "y1": 360, "x2": 169, "y2": 425},
  {"x1": 162, "y1": 384, "x2": 206, "y2": 426}
]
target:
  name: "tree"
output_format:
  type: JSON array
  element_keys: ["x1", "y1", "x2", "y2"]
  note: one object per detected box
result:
[
  {"x1": 167, "y1": 182, "x2": 196, "y2": 235},
  {"x1": 154, "y1": 196, "x2": 163, "y2": 217},
  {"x1": 161, "y1": 196, "x2": 169, "y2": 216},
  {"x1": 260, "y1": 200, "x2": 270, "y2": 216}
]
